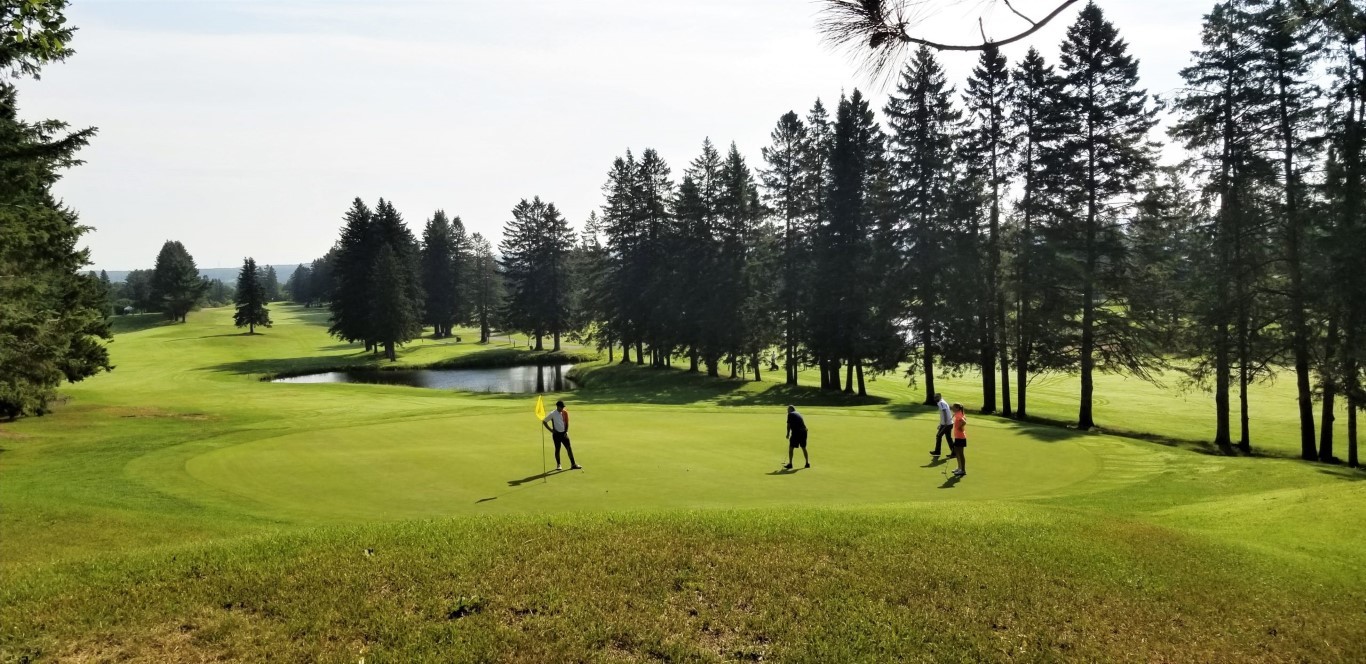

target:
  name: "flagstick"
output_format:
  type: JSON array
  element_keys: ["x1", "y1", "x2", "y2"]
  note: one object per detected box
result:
[{"x1": 540, "y1": 425, "x2": 547, "y2": 483}]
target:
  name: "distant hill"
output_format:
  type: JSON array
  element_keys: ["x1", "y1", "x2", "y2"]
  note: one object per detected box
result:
[{"x1": 100, "y1": 264, "x2": 303, "y2": 284}]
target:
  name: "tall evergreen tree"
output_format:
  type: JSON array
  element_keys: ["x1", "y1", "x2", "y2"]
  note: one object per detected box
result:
[
  {"x1": 284, "y1": 263, "x2": 311, "y2": 303},
  {"x1": 1055, "y1": 1, "x2": 1159, "y2": 429},
  {"x1": 368, "y1": 198, "x2": 425, "y2": 357},
  {"x1": 961, "y1": 44, "x2": 1014, "y2": 415},
  {"x1": 328, "y1": 198, "x2": 376, "y2": 348},
  {"x1": 233, "y1": 257, "x2": 271, "y2": 334},
  {"x1": 678, "y1": 140, "x2": 728, "y2": 374},
  {"x1": 885, "y1": 47, "x2": 959, "y2": 403},
  {"x1": 262, "y1": 265, "x2": 280, "y2": 302},
  {"x1": 1006, "y1": 47, "x2": 1066, "y2": 420},
  {"x1": 1249, "y1": 0, "x2": 1329, "y2": 460},
  {"x1": 369, "y1": 244, "x2": 422, "y2": 361},
  {"x1": 1320, "y1": 0, "x2": 1366, "y2": 466},
  {"x1": 469, "y1": 232, "x2": 500, "y2": 344},
  {"x1": 760, "y1": 111, "x2": 811, "y2": 385},
  {"x1": 150, "y1": 240, "x2": 208, "y2": 323},
  {"x1": 0, "y1": 1, "x2": 111, "y2": 416},
  {"x1": 421, "y1": 210, "x2": 460, "y2": 338},
  {"x1": 500, "y1": 197, "x2": 573, "y2": 351},
  {"x1": 1172, "y1": 0, "x2": 1278, "y2": 450}
]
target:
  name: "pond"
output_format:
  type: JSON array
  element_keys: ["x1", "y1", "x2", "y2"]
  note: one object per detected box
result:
[{"x1": 272, "y1": 363, "x2": 576, "y2": 393}]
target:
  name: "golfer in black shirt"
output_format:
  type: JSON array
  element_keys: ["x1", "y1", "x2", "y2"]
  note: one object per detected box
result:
[{"x1": 785, "y1": 405, "x2": 809, "y2": 469}]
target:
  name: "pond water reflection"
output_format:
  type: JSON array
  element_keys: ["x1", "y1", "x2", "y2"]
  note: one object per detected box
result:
[{"x1": 272, "y1": 363, "x2": 576, "y2": 393}]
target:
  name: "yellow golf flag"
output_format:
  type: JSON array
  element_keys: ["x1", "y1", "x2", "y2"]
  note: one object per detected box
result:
[{"x1": 534, "y1": 394, "x2": 546, "y2": 421}]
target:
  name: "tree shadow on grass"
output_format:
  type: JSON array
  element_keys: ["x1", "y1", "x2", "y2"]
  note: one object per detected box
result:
[
  {"x1": 166, "y1": 332, "x2": 260, "y2": 342},
  {"x1": 1317, "y1": 466, "x2": 1366, "y2": 482},
  {"x1": 572, "y1": 364, "x2": 890, "y2": 408},
  {"x1": 109, "y1": 313, "x2": 176, "y2": 335}
]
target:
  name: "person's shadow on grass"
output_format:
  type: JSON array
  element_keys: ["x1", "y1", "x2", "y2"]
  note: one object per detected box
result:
[
  {"x1": 938, "y1": 474, "x2": 962, "y2": 489},
  {"x1": 922, "y1": 456, "x2": 950, "y2": 469},
  {"x1": 508, "y1": 470, "x2": 559, "y2": 486},
  {"x1": 767, "y1": 468, "x2": 799, "y2": 476}
]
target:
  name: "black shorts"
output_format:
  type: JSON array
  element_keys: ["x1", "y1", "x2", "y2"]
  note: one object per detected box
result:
[
  {"x1": 552, "y1": 431, "x2": 570, "y2": 446},
  {"x1": 789, "y1": 431, "x2": 808, "y2": 448},
  {"x1": 951, "y1": 438, "x2": 967, "y2": 449}
]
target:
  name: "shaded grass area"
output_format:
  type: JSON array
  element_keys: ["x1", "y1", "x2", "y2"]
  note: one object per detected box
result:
[{"x1": 4, "y1": 509, "x2": 1361, "y2": 663}]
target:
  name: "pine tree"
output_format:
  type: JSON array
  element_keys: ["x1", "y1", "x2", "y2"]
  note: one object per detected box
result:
[
  {"x1": 1172, "y1": 0, "x2": 1278, "y2": 450},
  {"x1": 885, "y1": 47, "x2": 959, "y2": 403},
  {"x1": 284, "y1": 263, "x2": 311, "y2": 303},
  {"x1": 1248, "y1": 0, "x2": 1330, "y2": 460},
  {"x1": 673, "y1": 140, "x2": 726, "y2": 375},
  {"x1": 1320, "y1": 0, "x2": 1366, "y2": 467},
  {"x1": 421, "y1": 210, "x2": 459, "y2": 338},
  {"x1": 369, "y1": 244, "x2": 421, "y2": 361},
  {"x1": 369, "y1": 199, "x2": 425, "y2": 357},
  {"x1": 469, "y1": 232, "x2": 501, "y2": 344},
  {"x1": 150, "y1": 240, "x2": 208, "y2": 323},
  {"x1": 760, "y1": 111, "x2": 811, "y2": 385},
  {"x1": 262, "y1": 265, "x2": 280, "y2": 302},
  {"x1": 1055, "y1": 1, "x2": 1159, "y2": 430},
  {"x1": 233, "y1": 257, "x2": 272, "y2": 334},
  {"x1": 1007, "y1": 47, "x2": 1066, "y2": 420},
  {"x1": 961, "y1": 44, "x2": 1014, "y2": 415},
  {"x1": 500, "y1": 197, "x2": 573, "y2": 351},
  {"x1": 328, "y1": 198, "x2": 376, "y2": 347}
]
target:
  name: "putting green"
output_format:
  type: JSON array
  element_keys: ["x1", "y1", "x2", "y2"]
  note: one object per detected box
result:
[{"x1": 177, "y1": 407, "x2": 1146, "y2": 522}]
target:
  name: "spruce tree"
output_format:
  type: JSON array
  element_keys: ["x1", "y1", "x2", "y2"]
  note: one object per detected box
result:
[
  {"x1": 328, "y1": 198, "x2": 376, "y2": 347},
  {"x1": 1055, "y1": 1, "x2": 1159, "y2": 430},
  {"x1": 884, "y1": 47, "x2": 959, "y2": 403},
  {"x1": 368, "y1": 198, "x2": 425, "y2": 357},
  {"x1": 369, "y1": 244, "x2": 421, "y2": 361},
  {"x1": 961, "y1": 44, "x2": 1014, "y2": 415},
  {"x1": 233, "y1": 257, "x2": 272, "y2": 334},
  {"x1": 469, "y1": 232, "x2": 500, "y2": 344},
  {"x1": 262, "y1": 265, "x2": 280, "y2": 302},
  {"x1": 1172, "y1": 0, "x2": 1278, "y2": 450},
  {"x1": 150, "y1": 240, "x2": 208, "y2": 322},
  {"x1": 1007, "y1": 47, "x2": 1066, "y2": 420},
  {"x1": 760, "y1": 111, "x2": 811, "y2": 385},
  {"x1": 421, "y1": 210, "x2": 459, "y2": 337},
  {"x1": 500, "y1": 197, "x2": 573, "y2": 351},
  {"x1": 673, "y1": 140, "x2": 726, "y2": 375},
  {"x1": 0, "y1": 0, "x2": 107, "y2": 418}
]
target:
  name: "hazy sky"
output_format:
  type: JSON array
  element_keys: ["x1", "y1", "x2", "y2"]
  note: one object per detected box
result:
[{"x1": 21, "y1": 0, "x2": 1210, "y2": 271}]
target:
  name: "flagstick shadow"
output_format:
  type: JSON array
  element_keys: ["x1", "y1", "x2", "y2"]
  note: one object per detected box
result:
[{"x1": 508, "y1": 469, "x2": 559, "y2": 487}]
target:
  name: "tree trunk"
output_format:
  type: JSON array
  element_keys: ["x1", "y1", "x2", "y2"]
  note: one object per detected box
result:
[
  {"x1": 608, "y1": 343, "x2": 614, "y2": 363},
  {"x1": 385, "y1": 340, "x2": 396, "y2": 361},
  {"x1": 921, "y1": 321, "x2": 936, "y2": 405},
  {"x1": 1320, "y1": 319, "x2": 1339, "y2": 463},
  {"x1": 856, "y1": 361, "x2": 866, "y2": 397},
  {"x1": 620, "y1": 342, "x2": 631, "y2": 364},
  {"x1": 844, "y1": 361, "x2": 854, "y2": 394},
  {"x1": 1078, "y1": 129, "x2": 1098, "y2": 431},
  {"x1": 636, "y1": 341, "x2": 645, "y2": 365},
  {"x1": 753, "y1": 354, "x2": 761, "y2": 382},
  {"x1": 689, "y1": 349, "x2": 699, "y2": 373},
  {"x1": 553, "y1": 331, "x2": 561, "y2": 352},
  {"x1": 534, "y1": 332, "x2": 544, "y2": 352},
  {"x1": 1349, "y1": 393, "x2": 1359, "y2": 469}
]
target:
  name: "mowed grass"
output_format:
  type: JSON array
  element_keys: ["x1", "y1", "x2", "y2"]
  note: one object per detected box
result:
[{"x1": 1, "y1": 304, "x2": 1363, "y2": 662}]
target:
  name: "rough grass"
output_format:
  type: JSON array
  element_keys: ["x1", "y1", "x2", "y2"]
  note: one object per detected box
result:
[{"x1": 1, "y1": 304, "x2": 1362, "y2": 662}]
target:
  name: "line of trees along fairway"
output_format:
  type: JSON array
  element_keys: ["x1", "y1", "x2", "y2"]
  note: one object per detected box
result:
[
  {"x1": 0, "y1": 0, "x2": 112, "y2": 418},
  {"x1": 291, "y1": 1, "x2": 1360, "y2": 464}
]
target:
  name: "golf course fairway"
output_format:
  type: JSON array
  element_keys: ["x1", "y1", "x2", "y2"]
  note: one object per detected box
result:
[{"x1": 1, "y1": 305, "x2": 1363, "y2": 662}]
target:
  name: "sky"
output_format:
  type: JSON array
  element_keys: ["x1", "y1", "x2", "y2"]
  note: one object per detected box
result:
[{"x1": 20, "y1": 0, "x2": 1211, "y2": 271}]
